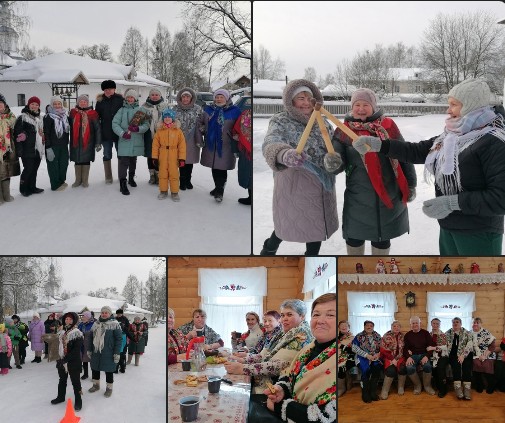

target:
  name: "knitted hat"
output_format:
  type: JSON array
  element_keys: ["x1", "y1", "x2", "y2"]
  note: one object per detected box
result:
[
  {"x1": 33, "y1": 312, "x2": 40, "y2": 319},
  {"x1": 101, "y1": 80, "x2": 116, "y2": 90},
  {"x1": 116, "y1": 309, "x2": 124, "y2": 315},
  {"x1": 0, "y1": 324, "x2": 5, "y2": 333},
  {"x1": 291, "y1": 86, "x2": 313, "y2": 100},
  {"x1": 50, "y1": 95, "x2": 63, "y2": 106},
  {"x1": 213, "y1": 88, "x2": 230, "y2": 102},
  {"x1": 162, "y1": 108, "x2": 176, "y2": 120},
  {"x1": 82, "y1": 311, "x2": 92, "y2": 320},
  {"x1": 77, "y1": 94, "x2": 89, "y2": 104},
  {"x1": 101, "y1": 306, "x2": 113, "y2": 315},
  {"x1": 448, "y1": 78, "x2": 491, "y2": 116},
  {"x1": 181, "y1": 90, "x2": 192, "y2": 97},
  {"x1": 134, "y1": 315, "x2": 142, "y2": 321},
  {"x1": 149, "y1": 88, "x2": 162, "y2": 97},
  {"x1": 124, "y1": 89, "x2": 138, "y2": 100},
  {"x1": 27, "y1": 96, "x2": 41, "y2": 107},
  {"x1": 351, "y1": 88, "x2": 377, "y2": 112}
]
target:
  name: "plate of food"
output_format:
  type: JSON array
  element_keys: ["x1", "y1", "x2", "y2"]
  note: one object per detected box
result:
[
  {"x1": 171, "y1": 374, "x2": 208, "y2": 389},
  {"x1": 206, "y1": 356, "x2": 228, "y2": 364}
]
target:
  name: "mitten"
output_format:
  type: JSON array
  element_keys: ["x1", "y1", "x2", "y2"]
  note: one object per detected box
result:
[
  {"x1": 95, "y1": 144, "x2": 102, "y2": 152},
  {"x1": 16, "y1": 132, "x2": 26, "y2": 142},
  {"x1": 408, "y1": 186, "x2": 416, "y2": 202},
  {"x1": 152, "y1": 158, "x2": 159, "y2": 170},
  {"x1": 87, "y1": 351, "x2": 92, "y2": 359},
  {"x1": 46, "y1": 148, "x2": 55, "y2": 162},
  {"x1": 128, "y1": 125, "x2": 139, "y2": 132},
  {"x1": 353, "y1": 136, "x2": 382, "y2": 155},
  {"x1": 280, "y1": 149, "x2": 308, "y2": 167},
  {"x1": 179, "y1": 160, "x2": 185, "y2": 168},
  {"x1": 422, "y1": 195, "x2": 460, "y2": 219},
  {"x1": 113, "y1": 354, "x2": 120, "y2": 364},
  {"x1": 122, "y1": 132, "x2": 131, "y2": 140},
  {"x1": 323, "y1": 152, "x2": 343, "y2": 172}
]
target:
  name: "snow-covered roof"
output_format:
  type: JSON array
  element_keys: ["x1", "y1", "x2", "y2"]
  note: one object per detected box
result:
[
  {"x1": 0, "y1": 52, "x2": 20, "y2": 67},
  {"x1": 322, "y1": 83, "x2": 357, "y2": 96},
  {"x1": 388, "y1": 68, "x2": 427, "y2": 81},
  {"x1": 0, "y1": 52, "x2": 168, "y2": 87},
  {"x1": 253, "y1": 79, "x2": 286, "y2": 97}
]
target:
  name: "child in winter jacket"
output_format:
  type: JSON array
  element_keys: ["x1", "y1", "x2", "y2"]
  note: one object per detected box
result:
[
  {"x1": 0, "y1": 323, "x2": 13, "y2": 375},
  {"x1": 152, "y1": 109, "x2": 186, "y2": 202}
]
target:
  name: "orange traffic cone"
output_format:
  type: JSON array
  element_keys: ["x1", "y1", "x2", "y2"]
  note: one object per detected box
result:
[{"x1": 60, "y1": 398, "x2": 81, "y2": 423}]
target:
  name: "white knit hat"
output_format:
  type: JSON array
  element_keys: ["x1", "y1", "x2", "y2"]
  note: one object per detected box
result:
[
  {"x1": 124, "y1": 89, "x2": 139, "y2": 101},
  {"x1": 50, "y1": 95, "x2": 63, "y2": 106},
  {"x1": 291, "y1": 86, "x2": 313, "y2": 100},
  {"x1": 448, "y1": 78, "x2": 491, "y2": 116}
]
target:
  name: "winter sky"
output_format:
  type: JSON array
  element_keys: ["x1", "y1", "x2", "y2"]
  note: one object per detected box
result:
[{"x1": 253, "y1": 1, "x2": 505, "y2": 79}]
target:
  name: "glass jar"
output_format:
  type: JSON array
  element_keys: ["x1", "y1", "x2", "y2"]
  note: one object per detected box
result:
[{"x1": 191, "y1": 341, "x2": 207, "y2": 372}]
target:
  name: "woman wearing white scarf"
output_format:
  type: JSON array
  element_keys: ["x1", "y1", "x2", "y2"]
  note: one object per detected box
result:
[
  {"x1": 471, "y1": 317, "x2": 496, "y2": 394},
  {"x1": 353, "y1": 78, "x2": 505, "y2": 255}
]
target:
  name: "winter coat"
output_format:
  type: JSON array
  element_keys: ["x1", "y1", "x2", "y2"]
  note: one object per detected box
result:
[
  {"x1": 127, "y1": 321, "x2": 148, "y2": 354},
  {"x1": 232, "y1": 108, "x2": 252, "y2": 189},
  {"x1": 69, "y1": 106, "x2": 101, "y2": 163},
  {"x1": 385, "y1": 126, "x2": 505, "y2": 235},
  {"x1": 41, "y1": 333, "x2": 59, "y2": 361},
  {"x1": 142, "y1": 97, "x2": 169, "y2": 158},
  {"x1": 43, "y1": 113, "x2": 70, "y2": 148},
  {"x1": 95, "y1": 93, "x2": 124, "y2": 142},
  {"x1": 44, "y1": 318, "x2": 60, "y2": 334},
  {"x1": 0, "y1": 107, "x2": 20, "y2": 179},
  {"x1": 15, "y1": 321, "x2": 29, "y2": 348},
  {"x1": 78, "y1": 319, "x2": 95, "y2": 363},
  {"x1": 0, "y1": 333, "x2": 12, "y2": 367},
  {"x1": 58, "y1": 326, "x2": 83, "y2": 372},
  {"x1": 173, "y1": 87, "x2": 204, "y2": 164},
  {"x1": 88, "y1": 317, "x2": 122, "y2": 373},
  {"x1": 28, "y1": 319, "x2": 45, "y2": 351},
  {"x1": 333, "y1": 111, "x2": 417, "y2": 242},
  {"x1": 152, "y1": 122, "x2": 186, "y2": 180},
  {"x1": 262, "y1": 79, "x2": 339, "y2": 243},
  {"x1": 13, "y1": 107, "x2": 44, "y2": 159},
  {"x1": 112, "y1": 100, "x2": 150, "y2": 157},
  {"x1": 6, "y1": 323, "x2": 21, "y2": 347},
  {"x1": 200, "y1": 101, "x2": 241, "y2": 170}
]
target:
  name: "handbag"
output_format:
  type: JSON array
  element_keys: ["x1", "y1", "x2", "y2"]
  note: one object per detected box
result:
[{"x1": 248, "y1": 394, "x2": 283, "y2": 423}]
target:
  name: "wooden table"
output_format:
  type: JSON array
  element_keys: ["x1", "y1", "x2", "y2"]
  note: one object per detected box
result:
[{"x1": 168, "y1": 362, "x2": 251, "y2": 423}]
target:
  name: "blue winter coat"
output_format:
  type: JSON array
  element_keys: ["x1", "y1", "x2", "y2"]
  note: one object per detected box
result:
[
  {"x1": 87, "y1": 317, "x2": 122, "y2": 373},
  {"x1": 112, "y1": 100, "x2": 150, "y2": 157}
]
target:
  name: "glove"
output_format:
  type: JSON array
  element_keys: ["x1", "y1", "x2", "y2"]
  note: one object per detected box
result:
[
  {"x1": 113, "y1": 354, "x2": 120, "y2": 364},
  {"x1": 95, "y1": 144, "x2": 102, "y2": 152},
  {"x1": 16, "y1": 132, "x2": 26, "y2": 142},
  {"x1": 87, "y1": 351, "x2": 92, "y2": 359},
  {"x1": 128, "y1": 125, "x2": 139, "y2": 132},
  {"x1": 234, "y1": 152, "x2": 239, "y2": 158},
  {"x1": 122, "y1": 132, "x2": 131, "y2": 140},
  {"x1": 63, "y1": 363, "x2": 68, "y2": 373},
  {"x1": 422, "y1": 195, "x2": 460, "y2": 219},
  {"x1": 353, "y1": 136, "x2": 382, "y2": 155},
  {"x1": 46, "y1": 148, "x2": 55, "y2": 162},
  {"x1": 323, "y1": 152, "x2": 343, "y2": 173},
  {"x1": 179, "y1": 160, "x2": 185, "y2": 167},
  {"x1": 281, "y1": 149, "x2": 308, "y2": 167},
  {"x1": 152, "y1": 158, "x2": 159, "y2": 171},
  {"x1": 408, "y1": 186, "x2": 416, "y2": 202}
]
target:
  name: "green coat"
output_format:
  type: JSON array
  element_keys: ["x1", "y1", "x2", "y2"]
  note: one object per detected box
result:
[
  {"x1": 6, "y1": 323, "x2": 21, "y2": 347},
  {"x1": 112, "y1": 100, "x2": 150, "y2": 157}
]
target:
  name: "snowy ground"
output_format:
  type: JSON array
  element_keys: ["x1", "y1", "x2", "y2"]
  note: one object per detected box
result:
[
  {"x1": 2, "y1": 107, "x2": 251, "y2": 255},
  {"x1": 2, "y1": 325, "x2": 166, "y2": 423},
  {"x1": 253, "y1": 114, "x2": 505, "y2": 255}
]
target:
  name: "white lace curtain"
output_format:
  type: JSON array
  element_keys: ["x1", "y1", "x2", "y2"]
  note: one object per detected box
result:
[{"x1": 347, "y1": 291, "x2": 397, "y2": 336}]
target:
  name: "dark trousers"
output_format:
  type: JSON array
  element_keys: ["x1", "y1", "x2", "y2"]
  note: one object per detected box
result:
[
  {"x1": 57, "y1": 365, "x2": 82, "y2": 393},
  {"x1": 265, "y1": 230, "x2": 322, "y2": 255},
  {"x1": 118, "y1": 156, "x2": 137, "y2": 180},
  {"x1": 147, "y1": 157, "x2": 155, "y2": 170},
  {"x1": 439, "y1": 228, "x2": 502, "y2": 255},
  {"x1": 82, "y1": 361, "x2": 88, "y2": 376},
  {"x1": 19, "y1": 345, "x2": 27, "y2": 363},
  {"x1": 347, "y1": 238, "x2": 391, "y2": 249},
  {"x1": 117, "y1": 344, "x2": 127, "y2": 371},
  {"x1": 433, "y1": 356, "x2": 449, "y2": 393},
  {"x1": 20, "y1": 155, "x2": 42, "y2": 193},
  {"x1": 212, "y1": 168, "x2": 227, "y2": 188},
  {"x1": 92, "y1": 369, "x2": 114, "y2": 384},
  {"x1": 449, "y1": 354, "x2": 473, "y2": 382},
  {"x1": 46, "y1": 145, "x2": 69, "y2": 190},
  {"x1": 180, "y1": 163, "x2": 193, "y2": 180}
]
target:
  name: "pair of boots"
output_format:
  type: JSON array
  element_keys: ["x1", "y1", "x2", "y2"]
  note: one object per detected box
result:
[
  {"x1": 72, "y1": 164, "x2": 91, "y2": 188},
  {"x1": 126, "y1": 354, "x2": 140, "y2": 366},
  {"x1": 81, "y1": 365, "x2": 88, "y2": 380},
  {"x1": 346, "y1": 244, "x2": 391, "y2": 255},
  {"x1": 210, "y1": 185, "x2": 225, "y2": 202},
  {"x1": 454, "y1": 381, "x2": 471, "y2": 400},
  {"x1": 148, "y1": 169, "x2": 159, "y2": 185},
  {"x1": 51, "y1": 383, "x2": 82, "y2": 411},
  {"x1": 238, "y1": 188, "x2": 251, "y2": 205},
  {"x1": 361, "y1": 377, "x2": 379, "y2": 403},
  {"x1": 408, "y1": 372, "x2": 436, "y2": 395},
  {"x1": 0, "y1": 368, "x2": 8, "y2": 374},
  {"x1": 337, "y1": 377, "x2": 346, "y2": 397},
  {"x1": 0, "y1": 179, "x2": 14, "y2": 205},
  {"x1": 104, "y1": 160, "x2": 113, "y2": 184},
  {"x1": 88, "y1": 380, "x2": 113, "y2": 398},
  {"x1": 179, "y1": 165, "x2": 193, "y2": 190},
  {"x1": 31, "y1": 356, "x2": 41, "y2": 363},
  {"x1": 474, "y1": 371, "x2": 495, "y2": 394},
  {"x1": 120, "y1": 179, "x2": 130, "y2": 195}
]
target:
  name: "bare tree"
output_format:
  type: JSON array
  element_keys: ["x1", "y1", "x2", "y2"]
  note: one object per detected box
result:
[
  {"x1": 347, "y1": 45, "x2": 391, "y2": 95},
  {"x1": 181, "y1": 1, "x2": 251, "y2": 76},
  {"x1": 150, "y1": 21, "x2": 172, "y2": 82},
  {"x1": 122, "y1": 274, "x2": 141, "y2": 305},
  {"x1": 19, "y1": 43, "x2": 35, "y2": 59},
  {"x1": 253, "y1": 45, "x2": 285, "y2": 80},
  {"x1": 421, "y1": 11, "x2": 505, "y2": 92},
  {"x1": 88, "y1": 287, "x2": 121, "y2": 299},
  {"x1": 171, "y1": 29, "x2": 207, "y2": 91},
  {"x1": 36, "y1": 45, "x2": 54, "y2": 57},
  {"x1": 97, "y1": 44, "x2": 113, "y2": 62},
  {"x1": 303, "y1": 67, "x2": 317, "y2": 83},
  {"x1": 60, "y1": 290, "x2": 81, "y2": 300},
  {"x1": 119, "y1": 26, "x2": 146, "y2": 70},
  {"x1": 0, "y1": 1, "x2": 31, "y2": 54}
]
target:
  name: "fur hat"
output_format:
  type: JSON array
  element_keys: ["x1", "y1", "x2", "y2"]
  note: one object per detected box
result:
[
  {"x1": 27, "y1": 96, "x2": 41, "y2": 107},
  {"x1": 101, "y1": 306, "x2": 113, "y2": 315},
  {"x1": 351, "y1": 88, "x2": 377, "y2": 112},
  {"x1": 162, "y1": 108, "x2": 176, "y2": 120},
  {"x1": 291, "y1": 85, "x2": 313, "y2": 100},
  {"x1": 82, "y1": 311, "x2": 92, "y2": 320},
  {"x1": 77, "y1": 94, "x2": 89, "y2": 105},
  {"x1": 11, "y1": 314, "x2": 19, "y2": 321},
  {"x1": 116, "y1": 309, "x2": 124, "y2": 315},
  {"x1": 213, "y1": 88, "x2": 230, "y2": 102},
  {"x1": 50, "y1": 96, "x2": 63, "y2": 106},
  {"x1": 149, "y1": 88, "x2": 162, "y2": 97},
  {"x1": 62, "y1": 311, "x2": 78, "y2": 327},
  {"x1": 124, "y1": 89, "x2": 138, "y2": 100},
  {"x1": 101, "y1": 80, "x2": 116, "y2": 90},
  {"x1": 448, "y1": 78, "x2": 491, "y2": 116},
  {"x1": 32, "y1": 312, "x2": 40, "y2": 319}
]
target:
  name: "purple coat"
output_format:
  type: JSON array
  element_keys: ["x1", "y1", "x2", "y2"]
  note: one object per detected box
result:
[{"x1": 28, "y1": 319, "x2": 45, "y2": 351}]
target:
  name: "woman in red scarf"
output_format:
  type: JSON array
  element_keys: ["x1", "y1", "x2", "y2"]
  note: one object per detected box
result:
[
  {"x1": 333, "y1": 88, "x2": 417, "y2": 255},
  {"x1": 167, "y1": 307, "x2": 188, "y2": 365},
  {"x1": 232, "y1": 106, "x2": 252, "y2": 205}
]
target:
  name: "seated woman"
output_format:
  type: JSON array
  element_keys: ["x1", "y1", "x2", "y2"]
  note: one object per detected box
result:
[
  {"x1": 379, "y1": 320, "x2": 405, "y2": 399},
  {"x1": 232, "y1": 312, "x2": 265, "y2": 352},
  {"x1": 252, "y1": 293, "x2": 336, "y2": 423},
  {"x1": 338, "y1": 320, "x2": 354, "y2": 398},
  {"x1": 167, "y1": 307, "x2": 188, "y2": 365},
  {"x1": 427, "y1": 317, "x2": 449, "y2": 397},
  {"x1": 225, "y1": 299, "x2": 313, "y2": 394},
  {"x1": 445, "y1": 317, "x2": 473, "y2": 400},
  {"x1": 235, "y1": 311, "x2": 282, "y2": 357},
  {"x1": 471, "y1": 317, "x2": 496, "y2": 394},
  {"x1": 177, "y1": 308, "x2": 224, "y2": 350}
]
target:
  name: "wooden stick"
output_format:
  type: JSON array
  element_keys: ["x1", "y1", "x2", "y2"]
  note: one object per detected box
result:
[
  {"x1": 295, "y1": 109, "x2": 318, "y2": 154},
  {"x1": 315, "y1": 112, "x2": 335, "y2": 154},
  {"x1": 319, "y1": 107, "x2": 370, "y2": 152}
]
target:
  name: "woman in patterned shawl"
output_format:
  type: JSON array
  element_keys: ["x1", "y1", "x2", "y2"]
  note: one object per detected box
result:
[
  {"x1": 177, "y1": 308, "x2": 224, "y2": 350},
  {"x1": 471, "y1": 317, "x2": 496, "y2": 394},
  {"x1": 225, "y1": 299, "x2": 313, "y2": 395},
  {"x1": 379, "y1": 320, "x2": 405, "y2": 399},
  {"x1": 0, "y1": 93, "x2": 20, "y2": 204},
  {"x1": 168, "y1": 307, "x2": 188, "y2": 365},
  {"x1": 427, "y1": 317, "x2": 449, "y2": 397},
  {"x1": 337, "y1": 320, "x2": 354, "y2": 398}
]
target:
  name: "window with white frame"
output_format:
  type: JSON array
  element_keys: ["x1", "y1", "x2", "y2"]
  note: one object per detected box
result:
[
  {"x1": 426, "y1": 292, "x2": 475, "y2": 332},
  {"x1": 303, "y1": 257, "x2": 336, "y2": 314},
  {"x1": 347, "y1": 292, "x2": 397, "y2": 336}
]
